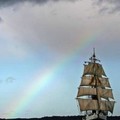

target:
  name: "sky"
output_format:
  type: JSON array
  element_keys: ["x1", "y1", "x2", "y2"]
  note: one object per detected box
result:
[{"x1": 0, "y1": 0, "x2": 120, "y2": 118}]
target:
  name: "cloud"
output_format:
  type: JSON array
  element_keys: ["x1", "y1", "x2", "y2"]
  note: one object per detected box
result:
[
  {"x1": 0, "y1": 0, "x2": 78, "y2": 8},
  {"x1": 0, "y1": 77, "x2": 15, "y2": 84},
  {"x1": 6, "y1": 77, "x2": 15, "y2": 83},
  {"x1": 0, "y1": 0, "x2": 81, "y2": 60},
  {"x1": 0, "y1": 0, "x2": 23, "y2": 8},
  {"x1": 0, "y1": 17, "x2": 3, "y2": 23},
  {"x1": 93, "y1": 0, "x2": 120, "y2": 14}
]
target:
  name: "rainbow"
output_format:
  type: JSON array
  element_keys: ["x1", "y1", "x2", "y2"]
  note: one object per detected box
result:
[{"x1": 7, "y1": 32, "x2": 101, "y2": 118}]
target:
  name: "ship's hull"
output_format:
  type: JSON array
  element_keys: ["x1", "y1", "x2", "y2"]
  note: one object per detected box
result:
[{"x1": 82, "y1": 113, "x2": 107, "y2": 120}]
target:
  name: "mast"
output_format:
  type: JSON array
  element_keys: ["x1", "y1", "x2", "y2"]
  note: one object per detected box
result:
[
  {"x1": 88, "y1": 48, "x2": 100, "y2": 114},
  {"x1": 91, "y1": 48, "x2": 100, "y2": 114},
  {"x1": 89, "y1": 48, "x2": 100, "y2": 63}
]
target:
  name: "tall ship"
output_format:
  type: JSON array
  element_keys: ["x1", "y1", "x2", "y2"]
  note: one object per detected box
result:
[{"x1": 76, "y1": 49, "x2": 115, "y2": 120}]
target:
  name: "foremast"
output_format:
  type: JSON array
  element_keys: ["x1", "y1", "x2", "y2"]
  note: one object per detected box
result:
[{"x1": 76, "y1": 49, "x2": 115, "y2": 117}]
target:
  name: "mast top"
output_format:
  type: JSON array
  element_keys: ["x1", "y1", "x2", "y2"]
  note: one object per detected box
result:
[
  {"x1": 89, "y1": 48, "x2": 100, "y2": 63},
  {"x1": 93, "y1": 48, "x2": 96, "y2": 58}
]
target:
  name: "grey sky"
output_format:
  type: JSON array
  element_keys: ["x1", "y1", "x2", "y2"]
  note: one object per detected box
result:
[
  {"x1": 0, "y1": 0, "x2": 78, "y2": 8},
  {"x1": 93, "y1": 0, "x2": 120, "y2": 13}
]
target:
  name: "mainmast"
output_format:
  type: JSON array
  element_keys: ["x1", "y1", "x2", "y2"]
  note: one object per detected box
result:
[{"x1": 91, "y1": 48, "x2": 100, "y2": 114}]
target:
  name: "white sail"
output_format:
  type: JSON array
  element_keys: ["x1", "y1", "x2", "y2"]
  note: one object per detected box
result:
[
  {"x1": 77, "y1": 87, "x2": 96, "y2": 97},
  {"x1": 83, "y1": 63, "x2": 106, "y2": 77},
  {"x1": 80, "y1": 76, "x2": 110, "y2": 87}
]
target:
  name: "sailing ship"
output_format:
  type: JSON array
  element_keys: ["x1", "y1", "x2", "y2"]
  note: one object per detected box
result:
[{"x1": 76, "y1": 49, "x2": 115, "y2": 120}]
